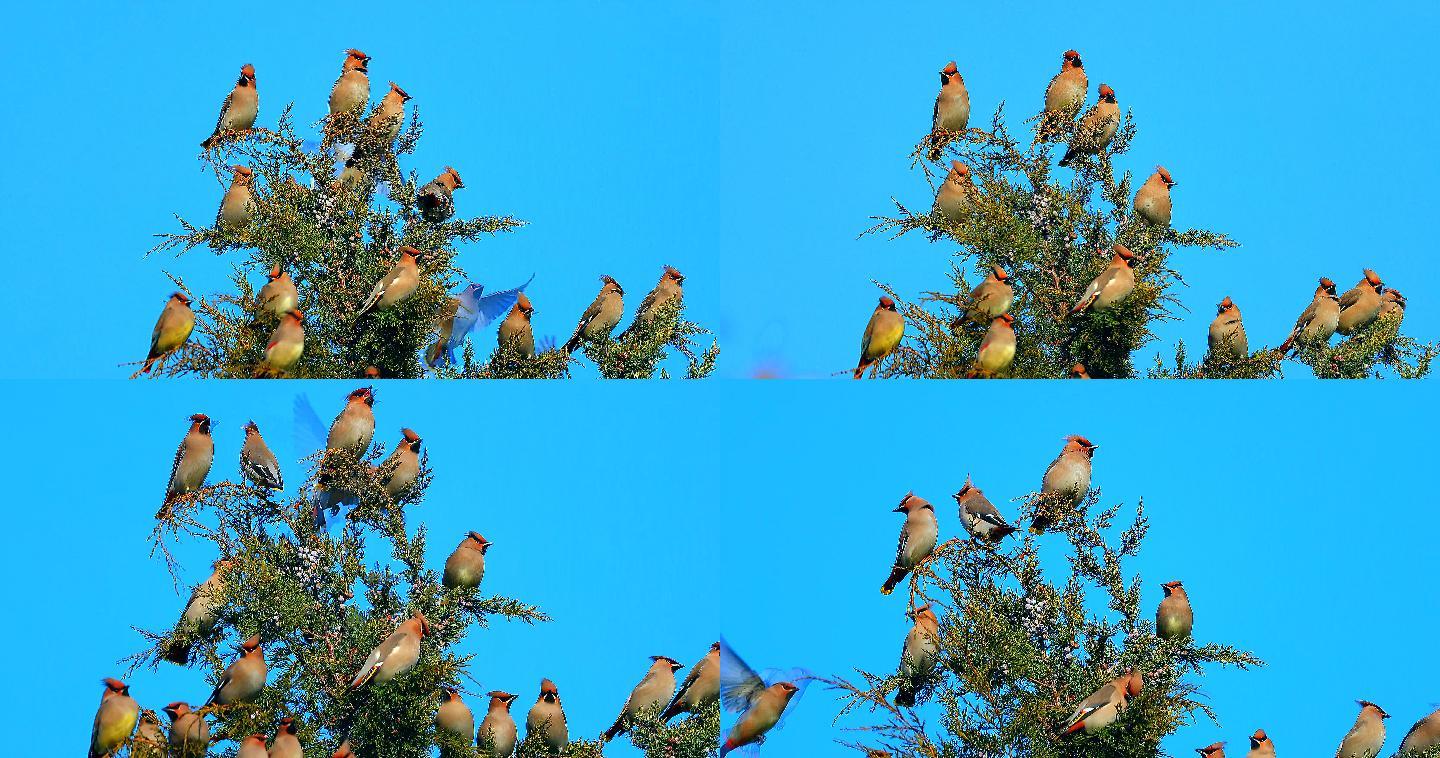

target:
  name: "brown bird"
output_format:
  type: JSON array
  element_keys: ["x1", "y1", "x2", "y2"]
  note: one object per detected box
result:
[
  {"x1": 443, "y1": 531, "x2": 491, "y2": 590},
  {"x1": 1399, "y1": 708, "x2": 1440, "y2": 755},
  {"x1": 257, "y1": 309, "x2": 305, "y2": 377},
  {"x1": 964, "y1": 264, "x2": 1013, "y2": 322},
  {"x1": 894, "y1": 603, "x2": 940, "y2": 707},
  {"x1": 90, "y1": 678, "x2": 139, "y2": 758},
  {"x1": 218, "y1": 164, "x2": 256, "y2": 230},
  {"x1": 327, "y1": 387, "x2": 376, "y2": 456},
  {"x1": 1156, "y1": 581, "x2": 1194, "y2": 640},
  {"x1": 1378, "y1": 289, "x2": 1406, "y2": 323},
  {"x1": 270, "y1": 717, "x2": 303, "y2": 758},
  {"x1": 417, "y1": 166, "x2": 464, "y2": 223},
  {"x1": 205, "y1": 634, "x2": 267, "y2": 706},
  {"x1": 602, "y1": 656, "x2": 685, "y2": 742},
  {"x1": 239, "y1": 421, "x2": 283, "y2": 491},
  {"x1": 1035, "y1": 435, "x2": 1096, "y2": 533},
  {"x1": 1059, "y1": 84, "x2": 1120, "y2": 166},
  {"x1": 564, "y1": 275, "x2": 626, "y2": 353},
  {"x1": 498, "y1": 293, "x2": 536, "y2": 358},
  {"x1": 664, "y1": 642, "x2": 721, "y2": 721},
  {"x1": 976, "y1": 313, "x2": 1016, "y2": 376},
  {"x1": 356, "y1": 246, "x2": 422, "y2": 317},
  {"x1": 953, "y1": 475, "x2": 1018, "y2": 543},
  {"x1": 159, "y1": 413, "x2": 215, "y2": 519},
  {"x1": 1280, "y1": 277, "x2": 1340, "y2": 353},
  {"x1": 477, "y1": 691, "x2": 520, "y2": 757},
  {"x1": 881, "y1": 493, "x2": 939, "y2": 595},
  {"x1": 1133, "y1": 166, "x2": 1176, "y2": 226},
  {"x1": 927, "y1": 61, "x2": 970, "y2": 161},
  {"x1": 525, "y1": 678, "x2": 569, "y2": 754},
  {"x1": 1246, "y1": 729, "x2": 1276, "y2": 758},
  {"x1": 371, "y1": 81, "x2": 412, "y2": 143},
  {"x1": 854, "y1": 296, "x2": 905, "y2": 379},
  {"x1": 1337, "y1": 270, "x2": 1385, "y2": 335},
  {"x1": 257, "y1": 263, "x2": 299, "y2": 319},
  {"x1": 349, "y1": 612, "x2": 431, "y2": 689},
  {"x1": 1336, "y1": 700, "x2": 1389, "y2": 758},
  {"x1": 933, "y1": 161, "x2": 979, "y2": 223},
  {"x1": 1196, "y1": 743, "x2": 1226, "y2": 758},
  {"x1": 623, "y1": 265, "x2": 686, "y2": 335},
  {"x1": 1062, "y1": 669, "x2": 1143, "y2": 734},
  {"x1": 237, "y1": 734, "x2": 268, "y2": 758},
  {"x1": 329, "y1": 49, "x2": 371, "y2": 118},
  {"x1": 437, "y1": 688, "x2": 476, "y2": 743},
  {"x1": 140, "y1": 292, "x2": 195, "y2": 374},
  {"x1": 1070, "y1": 245, "x2": 1138, "y2": 314},
  {"x1": 133, "y1": 711, "x2": 166, "y2": 758},
  {"x1": 161, "y1": 558, "x2": 234, "y2": 664},
  {"x1": 380, "y1": 428, "x2": 422, "y2": 499},
  {"x1": 202, "y1": 63, "x2": 258, "y2": 149},
  {"x1": 1040, "y1": 49, "x2": 1088, "y2": 140},
  {"x1": 1208, "y1": 296, "x2": 1248, "y2": 360},
  {"x1": 164, "y1": 702, "x2": 209, "y2": 757}
]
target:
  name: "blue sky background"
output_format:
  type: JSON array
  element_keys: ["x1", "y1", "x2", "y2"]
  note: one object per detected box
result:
[{"x1": 2, "y1": 3, "x2": 1435, "y2": 378}]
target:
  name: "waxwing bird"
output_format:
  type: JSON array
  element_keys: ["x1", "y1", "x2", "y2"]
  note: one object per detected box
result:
[
  {"x1": 327, "y1": 387, "x2": 376, "y2": 456},
  {"x1": 429, "y1": 275, "x2": 537, "y2": 366},
  {"x1": 1247, "y1": 729, "x2": 1276, "y2": 758},
  {"x1": 443, "y1": 531, "x2": 491, "y2": 590},
  {"x1": 953, "y1": 475, "x2": 1018, "y2": 543},
  {"x1": 218, "y1": 164, "x2": 256, "y2": 230},
  {"x1": 1069, "y1": 363, "x2": 1091, "y2": 379},
  {"x1": 417, "y1": 166, "x2": 464, "y2": 223},
  {"x1": 89, "y1": 678, "x2": 139, "y2": 758},
  {"x1": 1133, "y1": 166, "x2": 1176, "y2": 226},
  {"x1": 498, "y1": 293, "x2": 536, "y2": 358},
  {"x1": 270, "y1": 717, "x2": 302, "y2": 758},
  {"x1": 1379, "y1": 289, "x2": 1406, "y2": 322},
  {"x1": 477, "y1": 691, "x2": 519, "y2": 757},
  {"x1": 1208, "y1": 297, "x2": 1249, "y2": 360},
  {"x1": 257, "y1": 264, "x2": 299, "y2": 319},
  {"x1": 1040, "y1": 50, "x2": 1088, "y2": 140},
  {"x1": 162, "y1": 559, "x2": 233, "y2": 664},
  {"x1": 525, "y1": 679, "x2": 569, "y2": 754},
  {"x1": 140, "y1": 292, "x2": 196, "y2": 374},
  {"x1": 1280, "y1": 277, "x2": 1340, "y2": 353},
  {"x1": 1070, "y1": 245, "x2": 1137, "y2": 315},
  {"x1": 1156, "y1": 581, "x2": 1194, "y2": 640},
  {"x1": 1336, "y1": 700, "x2": 1389, "y2": 758},
  {"x1": 1035, "y1": 435, "x2": 1096, "y2": 533},
  {"x1": 159, "y1": 413, "x2": 215, "y2": 518},
  {"x1": 881, "y1": 493, "x2": 939, "y2": 595},
  {"x1": 258, "y1": 310, "x2": 305, "y2": 377},
  {"x1": 437, "y1": 688, "x2": 476, "y2": 743},
  {"x1": 622, "y1": 265, "x2": 686, "y2": 337},
  {"x1": 202, "y1": 63, "x2": 258, "y2": 149},
  {"x1": 927, "y1": 61, "x2": 970, "y2": 161},
  {"x1": 603, "y1": 656, "x2": 686, "y2": 741},
  {"x1": 976, "y1": 313, "x2": 1016, "y2": 375},
  {"x1": 563, "y1": 275, "x2": 625, "y2": 353},
  {"x1": 1197, "y1": 743, "x2": 1226, "y2": 757},
  {"x1": 1337, "y1": 270, "x2": 1385, "y2": 335},
  {"x1": 933, "y1": 161, "x2": 979, "y2": 223},
  {"x1": 719, "y1": 638, "x2": 812, "y2": 756},
  {"x1": 1062, "y1": 669, "x2": 1143, "y2": 734},
  {"x1": 371, "y1": 81, "x2": 411, "y2": 143},
  {"x1": 1399, "y1": 708, "x2": 1440, "y2": 754},
  {"x1": 329, "y1": 49, "x2": 371, "y2": 118},
  {"x1": 240, "y1": 421, "x2": 284, "y2": 491},
  {"x1": 1059, "y1": 84, "x2": 1120, "y2": 166},
  {"x1": 894, "y1": 603, "x2": 940, "y2": 707},
  {"x1": 206, "y1": 634, "x2": 267, "y2": 706},
  {"x1": 380, "y1": 428, "x2": 422, "y2": 499},
  {"x1": 133, "y1": 711, "x2": 166, "y2": 758},
  {"x1": 350, "y1": 612, "x2": 430, "y2": 689},
  {"x1": 964, "y1": 264, "x2": 1013, "y2": 322},
  {"x1": 854, "y1": 296, "x2": 905, "y2": 379},
  {"x1": 664, "y1": 642, "x2": 721, "y2": 721},
  {"x1": 356, "y1": 246, "x2": 422, "y2": 318},
  {"x1": 237, "y1": 734, "x2": 267, "y2": 758},
  {"x1": 164, "y1": 702, "x2": 210, "y2": 756}
]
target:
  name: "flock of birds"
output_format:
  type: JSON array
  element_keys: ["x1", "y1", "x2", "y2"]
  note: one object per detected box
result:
[
  {"x1": 852, "y1": 51, "x2": 1411, "y2": 378},
  {"x1": 91, "y1": 387, "x2": 720, "y2": 757},
  {"x1": 133, "y1": 49, "x2": 690, "y2": 378}
]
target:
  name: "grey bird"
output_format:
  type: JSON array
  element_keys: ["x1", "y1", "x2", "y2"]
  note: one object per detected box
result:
[
  {"x1": 881, "y1": 493, "x2": 939, "y2": 595},
  {"x1": 1156, "y1": 581, "x2": 1194, "y2": 640},
  {"x1": 1280, "y1": 277, "x2": 1340, "y2": 353},
  {"x1": 603, "y1": 656, "x2": 685, "y2": 741},
  {"x1": 894, "y1": 603, "x2": 940, "y2": 707},
  {"x1": 525, "y1": 679, "x2": 569, "y2": 754},
  {"x1": 417, "y1": 167, "x2": 464, "y2": 223},
  {"x1": 379, "y1": 428, "x2": 422, "y2": 499},
  {"x1": 477, "y1": 691, "x2": 520, "y2": 757},
  {"x1": 163, "y1": 702, "x2": 209, "y2": 757},
  {"x1": 927, "y1": 61, "x2": 970, "y2": 161},
  {"x1": 664, "y1": 642, "x2": 721, "y2": 721},
  {"x1": 1035, "y1": 435, "x2": 1096, "y2": 533},
  {"x1": 239, "y1": 421, "x2": 283, "y2": 491},
  {"x1": 158, "y1": 413, "x2": 215, "y2": 519},
  {"x1": 205, "y1": 635, "x2": 267, "y2": 706},
  {"x1": 442, "y1": 532, "x2": 491, "y2": 590},
  {"x1": 161, "y1": 558, "x2": 234, "y2": 664},
  {"x1": 953, "y1": 475, "x2": 1018, "y2": 543},
  {"x1": 350, "y1": 613, "x2": 431, "y2": 689},
  {"x1": 1070, "y1": 245, "x2": 1138, "y2": 314},
  {"x1": 1207, "y1": 296, "x2": 1248, "y2": 360}
]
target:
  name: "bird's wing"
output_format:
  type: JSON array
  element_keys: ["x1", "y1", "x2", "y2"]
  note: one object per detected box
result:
[
  {"x1": 667, "y1": 658, "x2": 706, "y2": 713},
  {"x1": 891, "y1": 520, "x2": 912, "y2": 565},
  {"x1": 1338, "y1": 286, "x2": 1365, "y2": 310},
  {"x1": 247, "y1": 446, "x2": 284, "y2": 489},
  {"x1": 761, "y1": 667, "x2": 817, "y2": 732},
  {"x1": 448, "y1": 274, "x2": 536, "y2": 351},
  {"x1": 292, "y1": 393, "x2": 329, "y2": 458},
  {"x1": 719, "y1": 638, "x2": 767, "y2": 713},
  {"x1": 211, "y1": 90, "x2": 236, "y2": 134},
  {"x1": 1064, "y1": 682, "x2": 1117, "y2": 729}
]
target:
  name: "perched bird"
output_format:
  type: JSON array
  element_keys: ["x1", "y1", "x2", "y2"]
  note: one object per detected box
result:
[
  {"x1": 1247, "y1": 729, "x2": 1276, "y2": 758},
  {"x1": 1197, "y1": 743, "x2": 1226, "y2": 757},
  {"x1": 328, "y1": 49, "x2": 371, "y2": 118},
  {"x1": 933, "y1": 161, "x2": 979, "y2": 223},
  {"x1": 206, "y1": 634, "x2": 267, "y2": 706},
  {"x1": 1059, "y1": 84, "x2": 1120, "y2": 166},
  {"x1": 417, "y1": 166, "x2": 464, "y2": 223},
  {"x1": 218, "y1": 164, "x2": 256, "y2": 230},
  {"x1": 270, "y1": 717, "x2": 303, "y2": 758},
  {"x1": 563, "y1": 275, "x2": 626, "y2": 353},
  {"x1": 964, "y1": 264, "x2": 1013, "y2": 322},
  {"x1": 976, "y1": 313, "x2": 1016, "y2": 375},
  {"x1": 257, "y1": 264, "x2": 299, "y2": 319},
  {"x1": 355, "y1": 246, "x2": 422, "y2": 318},
  {"x1": 202, "y1": 63, "x2": 258, "y2": 149},
  {"x1": 719, "y1": 639, "x2": 811, "y2": 756},
  {"x1": 442, "y1": 531, "x2": 491, "y2": 590},
  {"x1": 140, "y1": 292, "x2": 196, "y2": 374},
  {"x1": 258, "y1": 309, "x2": 305, "y2": 377},
  {"x1": 437, "y1": 688, "x2": 476, "y2": 743},
  {"x1": 1133, "y1": 166, "x2": 1176, "y2": 226},
  {"x1": 380, "y1": 428, "x2": 422, "y2": 499},
  {"x1": 894, "y1": 603, "x2": 941, "y2": 707},
  {"x1": 603, "y1": 656, "x2": 685, "y2": 741},
  {"x1": 159, "y1": 413, "x2": 215, "y2": 518},
  {"x1": 881, "y1": 492, "x2": 939, "y2": 595},
  {"x1": 1062, "y1": 669, "x2": 1143, "y2": 734},
  {"x1": 953, "y1": 475, "x2": 1018, "y2": 543},
  {"x1": 1040, "y1": 49, "x2": 1088, "y2": 140},
  {"x1": 498, "y1": 293, "x2": 536, "y2": 358},
  {"x1": 164, "y1": 702, "x2": 209, "y2": 757},
  {"x1": 664, "y1": 642, "x2": 721, "y2": 721},
  {"x1": 1399, "y1": 708, "x2": 1440, "y2": 755},
  {"x1": 1335, "y1": 701, "x2": 1389, "y2": 758},
  {"x1": 1208, "y1": 296, "x2": 1248, "y2": 360},
  {"x1": 1070, "y1": 245, "x2": 1138, "y2": 314},
  {"x1": 477, "y1": 691, "x2": 520, "y2": 757},
  {"x1": 428, "y1": 275, "x2": 537, "y2": 367},
  {"x1": 927, "y1": 61, "x2": 970, "y2": 161},
  {"x1": 622, "y1": 265, "x2": 686, "y2": 336},
  {"x1": 350, "y1": 612, "x2": 431, "y2": 689},
  {"x1": 1035, "y1": 435, "x2": 1097, "y2": 533},
  {"x1": 237, "y1": 734, "x2": 268, "y2": 758},
  {"x1": 89, "y1": 678, "x2": 139, "y2": 758},
  {"x1": 162, "y1": 558, "x2": 234, "y2": 664},
  {"x1": 1337, "y1": 270, "x2": 1385, "y2": 335},
  {"x1": 239, "y1": 421, "x2": 284, "y2": 491},
  {"x1": 327, "y1": 387, "x2": 376, "y2": 456},
  {"x1": 525, "y1": 679, "x2": 569, "y2": 754},
  {"x1": 854, "y1": 296, "x2": 905, "y2": 379},
  {"x1": 1156, "y1": 581, "x2": 1194, "y2": 640},
  {"x1": 1378, "y1": 289, "x2": 1407, "y2": 323},
  {"x1": 133, "y1": 711, "x2": 167, "y2": 758},
  {"x1": 371, "y1": 81, "x2": 412, "y2": 143},
  {"x1": 1279, "y1": 277, "x2": 1340, "y2": 353},
  {"x1": 1069, "y1": 363, "x2": 1091, "y2": 379}
]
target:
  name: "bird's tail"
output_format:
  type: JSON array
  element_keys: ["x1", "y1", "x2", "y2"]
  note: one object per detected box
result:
[
  {"x1": 201, "y1": 135, "x2": 216, "y2": 150},
  {"x1": 601, "y1": 717, "x2": 624, "y2": 743},
  {"x1": 350, "y1": 665, "x2": 378, "y2": 690},
  {"x1": 720, "y1": 739, "x2": 736, "y2": 757},
  {"x1": 1058, "y1": 147, "x2": 1078, "y2": 166},
  {"x1": 993, "y1": 525, "x2": 1019, "y2": 540},
  {"x1": 661, "y1": 701, "x2": 682, "y2": 722},
  {"x1": 562, "y1": 333, "x2": 582, "y2": 354},
  {"x1": 881, "y1": 567, "x2": 908, "y2": 595},
  {"x1": 853, "y1": 359, "x2": 872, "y2": 380}
]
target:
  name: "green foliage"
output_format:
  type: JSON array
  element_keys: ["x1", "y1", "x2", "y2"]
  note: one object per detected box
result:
[{"x1": 824, "y1": 491, "x2": 1262, "y2": 757}]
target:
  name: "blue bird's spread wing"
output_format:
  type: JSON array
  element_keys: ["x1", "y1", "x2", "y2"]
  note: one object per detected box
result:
[
  {"x1": 719, "y1": 637, "x2": 766, "y2": 713},
  {"x1": 292, "y1": 393, "x2": 328, "y2": 456},
  {"x1": 445, "y1": 274, "x2": 537, "y2": 352}
]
